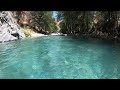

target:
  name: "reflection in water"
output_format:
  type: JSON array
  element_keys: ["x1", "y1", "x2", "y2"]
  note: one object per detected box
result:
[{"x1": 0, "y1": 36, "x2": 120, "y2": 79}]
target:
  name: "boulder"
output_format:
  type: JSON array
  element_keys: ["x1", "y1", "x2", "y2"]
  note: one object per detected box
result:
[{"x1": 0, "y1": 11, "x2": 25, "y2": 43}]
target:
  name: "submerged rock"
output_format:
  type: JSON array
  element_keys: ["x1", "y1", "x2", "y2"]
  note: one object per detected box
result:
[{"x1": 0, "y1": 11, "x2": 25, "y2": 43}]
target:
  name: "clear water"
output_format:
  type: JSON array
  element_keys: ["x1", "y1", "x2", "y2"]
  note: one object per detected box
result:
[{"x1": 0, "y1": 36, "x2": 120, "y2": 79}]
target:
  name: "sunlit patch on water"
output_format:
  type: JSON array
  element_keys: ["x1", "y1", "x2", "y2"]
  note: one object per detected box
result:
[{"x1": 32, "y1": 65, "x2": 37, "y2": 70}]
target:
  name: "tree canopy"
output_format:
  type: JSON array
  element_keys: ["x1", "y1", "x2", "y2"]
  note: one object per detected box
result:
[
  {"x1": 12, "y1": 11, "x2": 57, "y2": 35},
  {"x1": 57, "y1": 11, "x2": 120, "y2": 38}
]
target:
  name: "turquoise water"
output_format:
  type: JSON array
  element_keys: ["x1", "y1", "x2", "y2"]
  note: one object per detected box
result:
[{"x1": 0, "y1": 36, "x2": 120, "y2": 79}]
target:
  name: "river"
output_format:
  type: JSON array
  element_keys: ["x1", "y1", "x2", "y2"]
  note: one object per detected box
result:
[{"x1": 0, "y1": 36, "x2": 120, "y2": 79}]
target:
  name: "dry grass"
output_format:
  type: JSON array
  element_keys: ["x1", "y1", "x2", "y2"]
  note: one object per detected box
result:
[{"x1": 21, "y1": 27, "x2": 36, "y2": 37}]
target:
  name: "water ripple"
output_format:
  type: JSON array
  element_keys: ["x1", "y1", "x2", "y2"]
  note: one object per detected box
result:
[{"x1": 0, "y1": 36, "x2": 120, "y2": 79}]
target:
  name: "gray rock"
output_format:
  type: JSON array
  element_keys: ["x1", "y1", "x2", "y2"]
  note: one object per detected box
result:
[{"x1": 0, "y1": 11, "x2": 25, "y2": 43}]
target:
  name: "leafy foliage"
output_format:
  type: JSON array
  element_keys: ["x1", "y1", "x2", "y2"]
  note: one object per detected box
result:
[
  {"x1": 12, "y1": 11, "x2": 57, "y2": 34},
  {"x1": 57, "y1": 11, "x2": 120, "y2": 38}
]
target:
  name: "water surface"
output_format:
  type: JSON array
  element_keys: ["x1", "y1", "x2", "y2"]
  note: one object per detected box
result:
[{"x1": 0, "y1": 36, "x2": 120, "y2": 79}]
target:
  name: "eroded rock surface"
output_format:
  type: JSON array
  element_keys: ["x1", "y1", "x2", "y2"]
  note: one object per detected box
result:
[{"x1": 0, "y1": 11, "x2": 25, "y2": 43}]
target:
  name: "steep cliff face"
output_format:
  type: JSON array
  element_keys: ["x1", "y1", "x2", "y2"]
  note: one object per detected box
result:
[
  {"x1": 0, "y1": 11, "x2": 25, "y2": 43},
  {"x1": 18, "y1": 11, "x2": 32, "y2": 26}
]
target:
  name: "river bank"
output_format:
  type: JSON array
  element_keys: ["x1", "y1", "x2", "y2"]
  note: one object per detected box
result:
[
  {"x1": 21, "y1": 28, "x2": 67, "y2": 38},
  {"x1": 65, "y1": 33, "x2": 120, "y2": 42},
  {"x1": 21, "y1": 28, "x2": 120, "y2": 42}
]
